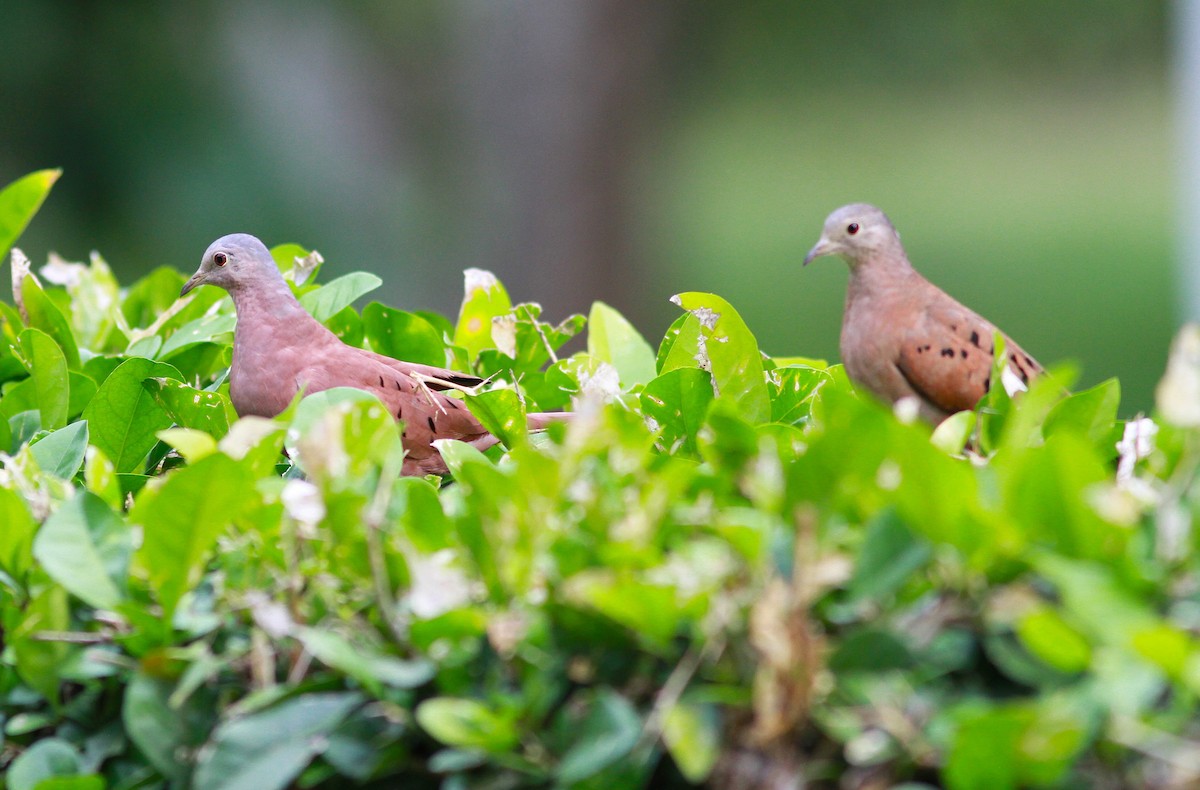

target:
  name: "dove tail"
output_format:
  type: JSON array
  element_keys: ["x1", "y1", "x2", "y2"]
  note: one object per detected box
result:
[{"x1": 526, "y1": 411, "x2": 573, "y2": 431}]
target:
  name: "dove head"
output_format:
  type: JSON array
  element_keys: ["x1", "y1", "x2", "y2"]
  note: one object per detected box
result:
[
  {"x1": 803, "y1": 204, "x2": 905, "y2": 268},
  {"x1": 180, "y1": 233, "x2": 280, "y2": 297}
]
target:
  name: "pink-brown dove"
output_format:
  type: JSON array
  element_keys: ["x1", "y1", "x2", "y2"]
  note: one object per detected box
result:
[
  {"x1": 804, "y1": 204, "x2": 1043, "y2": 423},
  {"x1": 180, "y1": 233, "x2": 569, "y2": 475}
]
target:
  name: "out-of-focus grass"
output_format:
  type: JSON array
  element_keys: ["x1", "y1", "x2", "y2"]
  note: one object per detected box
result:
[{"x1": 640, "y1": 75, "x2": 1173, "y2": 413}]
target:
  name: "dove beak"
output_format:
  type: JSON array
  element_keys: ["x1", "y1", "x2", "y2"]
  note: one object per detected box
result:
[
  {"x1": 803, "y1": 237, "x2": 836, "y2": 266},
  {"x1": 180, "y1": 271, "x2": 205, "y2": 297}
]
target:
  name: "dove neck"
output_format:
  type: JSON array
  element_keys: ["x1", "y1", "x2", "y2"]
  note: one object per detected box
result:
[
  {"x1": 846, "y1": 254, "x2": 915, "y2": 301},
  {"x1": 228, "y1": 277, "x2": 310, "y2": 325}
]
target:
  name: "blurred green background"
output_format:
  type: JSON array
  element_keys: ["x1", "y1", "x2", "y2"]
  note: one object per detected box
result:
[{"x1": 0, "y1": 1, "x2": 1176, "y2": 411}]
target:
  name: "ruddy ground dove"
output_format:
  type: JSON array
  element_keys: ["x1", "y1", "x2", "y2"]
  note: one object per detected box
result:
[
  {"x1": 804, "y1": 204, "x2": 1042, "y2": 423},
  {"x1": 180, "y1": 233, "x2": 569, "y2": 475}
]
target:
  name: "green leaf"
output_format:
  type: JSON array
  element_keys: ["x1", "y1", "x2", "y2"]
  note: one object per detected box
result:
[
  {"x1": 193, "y1": 693, "x2": 362, "y2": 790},
  {"x1": 768, "y1": 364, "x2": 828, "y2": 425},
  {"x1": 640, "y1": 367, "x2": 714, "y2": 455},
  {"x1": 124, "y1": 673, "x2": 209, "y2": 783},
  {"x1": 1044, "y1": 377, "x2": 1121, "y2": 445},
  {"x1": 296, "y1": 627, "x2": 435, "y2": 695},
  {"x1": 587, "y1": 301, "x2": 656, "y2": 387},
  {"x1": 415, "y1": 697, "x2": 519, "y2": 753},
  {"x1": 362, "y1": 302, "x2": 446, "y2": 366},
  {"x1": 1015, "y1": 608, "x2": 1091, "y2": 674},
  {"x1": 18, "y1": 327, "x2": 69, "y2": 429},
  {"x1": 157, "y1": 313, "x2": 236, "y2": 360},
  {"x1": 299, "y1": 272, "x2": 381, "y2": 323},
  {"x1": 4, "y1": 737, "x2": 84, "y2": 790},
  {"x1": 670, "y1": 292, "x2": 770, "y2": 423},
  {"x1": 464, "y1": 388, "x2": 527, "y2": 448},
  {"x1": 0, "y1": 168, "x2": 59, "y2": 264},
  {"x1": 131, "y1": 452, "x2": 257, "y2": 617},
  {"x1": 20, "y1": 275, "x2": 81, "y2": 370},
  {"x1": 454, "y1": 268, "x2": 513, "y2": 361},
  {"x1": 143, "y1": 376, "x2": 234, "y2": 438},
  {"x1": 557, "y1": 690, "x2": 642, "y2": 783},
  {"x1": 829, "y1": 629, "x2": 914, "y2": 672},
  {"x1": 944, "y1": 700, "x2": 1087, "y2": 790},
  {"x1": 565, "y1": 572, "x2": 683, "y2": 651},
  {"x1": 83, "y1": 357, "x2": 182, "y2": 472},
  {"x1": 10, "y1": 584, "x2": 69, "y2": 702},
  {"x1": 662, "y1": 702, "x2": 720, "y2": 783},
  {"x1": 29, "y1": 420, "x2": 89, "y2": 479},
  {"x1": 0, "y1": 487, "x2": 36, "y2": 580},
  {"x1": 33, "y1": 492, "x2": 127, "y2": 609},
  {"x1": 848, "y1": 508, "x2": 932, "y2": 602}
]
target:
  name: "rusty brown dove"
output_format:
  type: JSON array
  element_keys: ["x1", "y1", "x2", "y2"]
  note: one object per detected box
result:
[
  {"x1": 804, "y1": 204, "x2": 1042, "y2": 423},
  {"x1": 180, "y1": 233, "x2": 569, "y2": 475}
]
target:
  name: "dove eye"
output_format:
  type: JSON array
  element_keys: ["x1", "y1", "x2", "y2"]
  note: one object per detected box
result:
[
  {"x1": 214, "y1": 252, "x2": 228, "y2": 266},
  {"x1": 847, "y1": 223, "x2": 860, "y2": 235}
]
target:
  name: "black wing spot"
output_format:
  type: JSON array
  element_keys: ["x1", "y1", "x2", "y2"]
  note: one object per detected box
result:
[
  {"x1": 394, "y1": 379, "x2": 402, "y2": 390},
  {"x1": 960, "y1": 349, "x2": 968, "y2": 359},
  {"x1": 1022, "y1": 354, "x2": 1036, "y2": 370},
  {"x1": 378, "y1": 375, "x2": 384, "y2": 387},
  {"x1": 425, "y1": 373, "x2": 485, "y2": 392},
  {"x1": 426, "y1": 416, "x2": 436, "y2": 432},
  {"x1": 922, "y1": 344, "x2": 932, "y2": 352},
  {"x1": 950, "y1": 324, "x2": 958, "y2": 331},
  {"x1": 941, "y1": 348, "x2": 955, "y2": 358},
  {"x1": 917, "y1": 346, "x2": 925, "y2": 354},
  {"x1": 969, "y1": 330, "x2": 980, "y2": 348},
  {"x1": 983, "y1": 374, "x2": 991, "y2": 391},
  {"x1": 396, "y1": 406, "x2": 403, "y2": 419}
]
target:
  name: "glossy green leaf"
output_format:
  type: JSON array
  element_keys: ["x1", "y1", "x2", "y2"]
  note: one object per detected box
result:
[
  {"x1": 157, "y1": 312, "x2": 236, "y2": 360},
  {"x1": 33, "y1": 492, "x2": 127, "y2": 609},
  {"x1": 18, "y1": 327, "x2": 69, "y2": 429},
  {"x1": 454, "y1": 268, "x2": 513, "y2": 361},
  {"x1": 29, "y1": 420, "x2": 89, "y2": 479},
  {"x1": 465, "y1": 387, "x2": 527, "y2": 448},
  {"x1": 1043, "y1": 377, "x2": 1121, "y2": 446},
  {"x1": 587, "y1": 301, "x2": 656, "y2": 386},
  {"x1": 20, "y1": 275, "x2": 81, "y2": 369},
  {"x1": 131, "y1": 451, "x2": 257, "y2": 617},
  {"x1": 83, "y1": 357, "x2": 182, "y2": 472},
  {"x1": 143, "y1": 376, "x2": 235, "y2": 438},
  {"x1": 768, "y1": 364, "x2": 828, "y2": 425},
  {"x1": 362, "y1": 301, "x2": 445, "y2": 366},
  {"x1": 299, "y1": 271, "x2": 381, "y2": 323},
  {"x1": 640, "y1": 367, "x2": 714, "y2": 455},
  {"x1": 0, "y1": 486, "x2": 36, "y2": 580},
  {"x1": 0, "y1": 169, "x2": 59, "y2": 264},
  {"x1": 670, "y1": 292, "x2": 770, "y2": 423}
]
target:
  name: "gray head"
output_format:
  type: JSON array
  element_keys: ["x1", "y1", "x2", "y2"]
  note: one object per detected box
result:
[
  {"x1": 180, "y1": 233, "x2": 279, "y2": 296},
  {"x1": 803, "y1": 204, "x2": 905, "y2": 267}
]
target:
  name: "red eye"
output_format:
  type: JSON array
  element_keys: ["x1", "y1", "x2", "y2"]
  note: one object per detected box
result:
[
  {"x1": 214, "y1": 252, "x2": 228, "y2": 266},
  {"x1": 847, "y1": 223, "x2": 860, "y2": 235}
]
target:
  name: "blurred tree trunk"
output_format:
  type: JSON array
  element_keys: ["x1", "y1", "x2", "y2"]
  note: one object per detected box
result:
[{"x1": 451, "y1": 0, "x2": 668, "y2": 319}]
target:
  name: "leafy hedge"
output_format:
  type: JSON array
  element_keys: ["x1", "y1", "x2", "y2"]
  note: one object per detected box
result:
[{"x1": 1, "y1": 168, "x2": 1199, "y2": 790}]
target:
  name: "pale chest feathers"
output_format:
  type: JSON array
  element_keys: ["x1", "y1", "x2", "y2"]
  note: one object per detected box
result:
[{"x1": 230, "y1": 330, "x2": 310, "y2": 417}]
